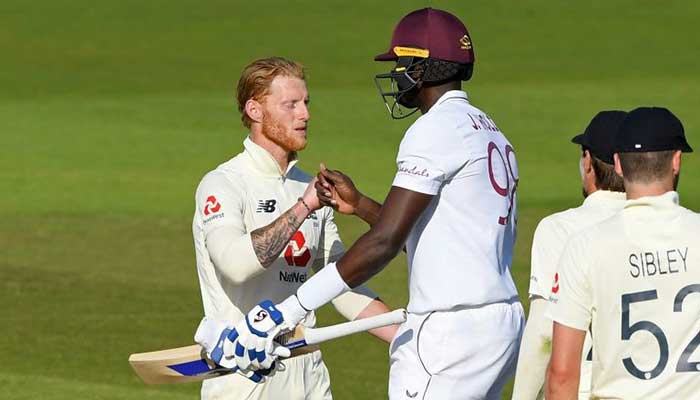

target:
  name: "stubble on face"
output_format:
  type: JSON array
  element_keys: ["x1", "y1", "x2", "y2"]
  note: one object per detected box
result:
[{"x1": 261, "y1": 109, "x2": 307, "y2": 152}]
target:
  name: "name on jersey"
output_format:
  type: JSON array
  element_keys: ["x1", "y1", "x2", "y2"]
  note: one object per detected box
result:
[
  {"x1": 467, "y1": 113, "x2": 501, "y2": 132},
  {"x1": 279, "y1": 270, "x2": 307, "y2": 283},
  {"x1": 629, "y1": 247, "x2": 689, "y2": 279}
]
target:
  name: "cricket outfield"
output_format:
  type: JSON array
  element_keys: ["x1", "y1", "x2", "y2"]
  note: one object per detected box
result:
[{"x1": 1, "y1": 1, "x2": 698, "y2": 399}]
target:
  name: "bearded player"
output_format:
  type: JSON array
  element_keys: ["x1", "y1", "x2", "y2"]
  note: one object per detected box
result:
[
  {"x1": 191, "y1": 57, "x2": 397, "y2": 400},
  {"x1": 206, "y1": 9, "x2": 525, "y2": 399}
]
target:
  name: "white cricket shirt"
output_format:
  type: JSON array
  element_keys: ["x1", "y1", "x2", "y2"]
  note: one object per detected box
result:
[
  {"x1": 528, "y1": 189, "x2": 626, "y2": 398},
  {"x1": 392, "y1": 90, "x2": 520, "y2": 313},
  {"x1": 529, "y1": 190, "x2": 627, "y2": 299},
  {"x1": 548, "y1": 192, "x2": 700, "y2": 399},
  {"x1": 192, "y1": 137, "x2": 344, "y2": 326}
]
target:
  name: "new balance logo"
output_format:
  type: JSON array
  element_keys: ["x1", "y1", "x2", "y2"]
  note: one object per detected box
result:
[{"x1": 256, "y1": 199, "x2": 277, "y2": 213}]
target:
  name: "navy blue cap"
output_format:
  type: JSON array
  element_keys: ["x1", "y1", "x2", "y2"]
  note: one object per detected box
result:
[
  {"x1": 571, "y1": 110, "x2": 628, "y2": 164},
  {"x1": 615, "y1": 107, "x2": 693, "y2": 153}
]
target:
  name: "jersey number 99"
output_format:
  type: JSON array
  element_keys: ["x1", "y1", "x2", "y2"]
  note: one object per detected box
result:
[{"x1": 487, "y1": 141, "x2": 518, "y2": 225}]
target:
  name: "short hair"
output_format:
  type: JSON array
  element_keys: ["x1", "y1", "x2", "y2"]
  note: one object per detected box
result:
[
  {"x1": 236, "y1": 57, "x2": 305, "y2": 128},
  {"x1": 583, "y1": 148, "x2": 625, "y2": 192},
  {"x1": 618, "y1": 151, "x2": 676, "y2": 183}
]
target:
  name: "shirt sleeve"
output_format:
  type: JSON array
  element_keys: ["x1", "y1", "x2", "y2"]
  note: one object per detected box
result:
[
  {"x1": 195, "y1": 171, "x2": 264, "y2": 284},
  {"x1": 313, "y1": 206, "x2": 345, "y2": 267},
  {"x1": 392, "y1": 117, "x2": 467, "y2": 195},
  {"x1": 529, "y1": 217, "x2": 564, "y2": 299},
  {"x1": 545, "y1": 234, "x2": 593, "y2": 331},
  {"x1": 195, "y1": 171, "x2": 246, "y2": 235}
]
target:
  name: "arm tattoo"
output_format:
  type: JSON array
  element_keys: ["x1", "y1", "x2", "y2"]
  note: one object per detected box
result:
[{"x1": 251, "y1": 205, "x2": 306, "y2": 267}]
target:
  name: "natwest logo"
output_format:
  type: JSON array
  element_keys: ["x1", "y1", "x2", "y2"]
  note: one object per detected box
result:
[
  {"x1": 203, "y1": 196, "x2": 222, "y2": 216},
  {"x1": 284, "y1": 231, "x2": 311, "y2": 267}
]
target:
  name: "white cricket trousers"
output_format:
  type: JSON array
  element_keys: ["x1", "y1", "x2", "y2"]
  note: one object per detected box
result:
[
  {"x1": 200, "y1": 350, "x2": 332, "y2": 400},
  {"x1": 389, "y1": 301, "x2": 524, "y2": 400}
]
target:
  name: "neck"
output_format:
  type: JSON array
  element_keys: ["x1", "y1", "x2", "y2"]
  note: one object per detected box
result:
[
  {"x1": 583, "y1": 179, "x2": 599, "y2": 197},
  {"x1": 624, "y1": 180, "x2": 675, "y2": 200},
  {"x1": 249, "y1": 128, "x2": 293, "y2": 172},
  {"x1": 418, "y1": 81, "x2": 461, "y2": 114}
]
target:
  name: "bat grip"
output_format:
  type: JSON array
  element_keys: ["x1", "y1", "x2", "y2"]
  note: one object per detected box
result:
[{"x1": 303, "y1": 308, "x2": 407, "y2": 345}]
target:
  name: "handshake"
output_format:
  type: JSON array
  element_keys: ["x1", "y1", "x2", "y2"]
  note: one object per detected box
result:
[{"x1": 194, "y1": 296, "x2": 309, "y2": 382}]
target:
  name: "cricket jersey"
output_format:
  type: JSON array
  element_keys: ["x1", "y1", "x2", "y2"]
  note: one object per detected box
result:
[
  {"x1": 547, "y1": 192, "x2": 700, "y2": 399},
  {"x1": 192, "y1": 137, "x2": 345, "y2": 327},
  {"x1": 391, "y1": 90, "x2": 520, "y2": 313},
  {"x1": 529, "y1": 190, "x2": 626, "y2": 299},
  {"x1": 528, "y1": 189, "x2": 626, "y2": 398}
]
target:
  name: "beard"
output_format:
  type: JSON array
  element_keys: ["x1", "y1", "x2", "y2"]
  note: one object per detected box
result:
[{"x1": 261, "y1": 112, "x2": 306, "y2": 152}]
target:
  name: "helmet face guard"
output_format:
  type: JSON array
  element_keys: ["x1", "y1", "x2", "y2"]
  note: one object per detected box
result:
[
  {"x1": 374, "y1": 56, "x2": 473, "y2": 119},
  {"x1": 374, "y1": 56, "x2": 426, "y2": 120}
]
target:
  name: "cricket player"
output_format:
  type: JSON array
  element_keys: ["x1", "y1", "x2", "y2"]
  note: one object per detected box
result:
[
  {"x1": 546, "y1": 107, "x2": 698, "y2": 399},
  {"x1": 191, "y1": 57, "x2": 397, "y2": 400},
  {"x1": 219, "y1": 9, "x2": 524, "y2": 399},
  {"x1": 511, "y1": 110, "x2": 628, "y2": 400}
]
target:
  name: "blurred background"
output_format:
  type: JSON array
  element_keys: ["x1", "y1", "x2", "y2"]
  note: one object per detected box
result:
[{"x1": 1, "y1": 1, "x2": 698, "y2": 398}]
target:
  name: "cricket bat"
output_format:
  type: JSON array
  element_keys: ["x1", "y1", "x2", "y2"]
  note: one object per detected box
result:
[{"x1": 129, "y1": 308, "x2": 406, "y2": 384}]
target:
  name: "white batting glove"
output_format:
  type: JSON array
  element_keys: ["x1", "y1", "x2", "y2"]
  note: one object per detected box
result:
[
  {"x1": 194, "y1": 315, "x2": 280, "y2": 382},
  {"x1": 230, "y1": 299, "x2": 304, "y2": 371}
]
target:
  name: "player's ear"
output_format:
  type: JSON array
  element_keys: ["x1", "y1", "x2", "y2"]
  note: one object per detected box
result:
[
  {"x1": 613, "y1": 153, "x2": 623, "y2": 178},
  {"x1": 245, "y1": 99, "x2": 264, "y2": 124},
  {"x1": 671, "y1": 150, "x2": 682, "y2": 176},
  {"x1": 582, "y1": 150, "x2": 593, "y2": 173}
]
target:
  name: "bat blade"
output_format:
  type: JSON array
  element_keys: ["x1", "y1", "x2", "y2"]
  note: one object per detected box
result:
[
  {"x1": 129, "y1": 308, "x2": 407, "y2": 384},
  {"x1": 128, "y1": 344, "x2": 224, "y2": 384}
]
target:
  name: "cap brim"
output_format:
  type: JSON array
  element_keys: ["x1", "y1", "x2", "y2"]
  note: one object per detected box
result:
[
  {"x1": 374, "y1": 51, "x2": 397, "y2": 61},
  {"x1": 571, "y1": 133, "x2": 588, "y2": 146},
  {"x1": 681, "y1": 142, "x2": 693, "y2": 153}
]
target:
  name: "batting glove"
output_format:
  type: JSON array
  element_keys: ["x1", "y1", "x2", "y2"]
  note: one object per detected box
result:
[
  {"x1": 229, "y1": 300, "x2": 300, "y2": 372},
  {"x1": 193, "y1": 315, "x2": 279, "y2": 382}
]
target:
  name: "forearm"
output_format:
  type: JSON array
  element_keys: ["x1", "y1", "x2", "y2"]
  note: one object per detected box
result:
[
  {"x1": 545, "y1": 323, "x2": 585, "y2": 400},
  {"x1": 251, "y1": 200, "x2": 310, "y2": 267},
  {"x1": 512, "y1": 297, "x2": 552, "y2": 400},
  {"x1": 293, "y1": 231, "x2": 401, "y2": 313},
  {"x1": 545, "y1": 370, "x2": 579, "y2": 400},
  {"x1": 354, "y1": 195, "x2": 382, "y2": 227},
  {"x1": 354, "y1": 298, "x2": 399, "y2": 343},
  {"x1": 292, "y1": 187, "x2": 430, "y2": 314},
  {"x1": 337, "y1": 228, "x2": 403, "y2": 287}
]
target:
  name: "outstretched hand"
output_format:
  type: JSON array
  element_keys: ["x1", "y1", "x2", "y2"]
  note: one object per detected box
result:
[{"x1": 315, "y1": 163, "x2": 362, "y2": 215}]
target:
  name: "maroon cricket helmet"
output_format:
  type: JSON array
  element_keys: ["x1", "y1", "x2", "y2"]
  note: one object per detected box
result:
[{"x1": 374, "y1": 8, "x2": 475, "y2": 64}]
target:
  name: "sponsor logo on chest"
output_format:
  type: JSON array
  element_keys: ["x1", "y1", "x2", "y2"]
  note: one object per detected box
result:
[{"x1": 256, "y1": 199, "x2": 277, "y2": 213}]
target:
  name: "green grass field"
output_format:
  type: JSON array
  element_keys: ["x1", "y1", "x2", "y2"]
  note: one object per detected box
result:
[{"x1": 1, "y1": 1, "x2": 699, "y2": 399}]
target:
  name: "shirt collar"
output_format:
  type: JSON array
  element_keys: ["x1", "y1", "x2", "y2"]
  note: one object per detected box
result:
[
  {"x1": 243, "y1": 136, "x2": 299, "y2": 178},
  {"x1": 583, "y1": 190, "x2": 627, "y2": 208},
  {"x1": 432, "y1": 90, "x2": 469, "y2": 110},
  {"x1": 624, "y1": 191, "x2": 680, "y2": 210}
]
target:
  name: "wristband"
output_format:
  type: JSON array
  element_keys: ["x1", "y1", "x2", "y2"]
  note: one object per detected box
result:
[
  {"x1": 297, "y1": 262, "x2": 351, "y2": 311},
  {"x1": 298, "y1": 197, "x2": 311, "y2": 213}
]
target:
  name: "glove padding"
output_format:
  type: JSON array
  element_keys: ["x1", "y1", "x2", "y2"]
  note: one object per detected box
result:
[
  {"x1": 193, "y1": 308, "x2": 286, "y2": 382},
  {"x1": 230, "y1": 296, "x2": 309, "y2": 372},
  {"x1": 229, "y1": 300, "x2": 292, "y2": 371}
]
